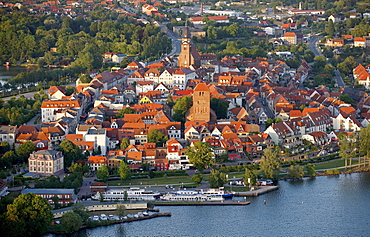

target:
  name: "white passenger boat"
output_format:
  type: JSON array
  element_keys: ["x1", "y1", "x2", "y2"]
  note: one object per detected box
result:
[
  {"x1": 161, "y1": 189, "x2": 224, "y2": 202},
  {"x1": 200, "y1": 188, "x2": 235, "y2": 198},
  {"x1": 92, "y1": 187, "x2": 160, "y2": 201}
]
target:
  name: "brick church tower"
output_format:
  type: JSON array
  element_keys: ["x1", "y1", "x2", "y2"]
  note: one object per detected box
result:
[
  {"x1": 177, "y1": 23, "x2": 200, "y2": 68},
  {"x1": 186, "y1": 83, "x2": 216, "y2": 123}
]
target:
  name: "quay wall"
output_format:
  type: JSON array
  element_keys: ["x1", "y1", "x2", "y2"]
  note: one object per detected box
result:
[{"x1": 52, "y1": 202, "x2": 147, "y2": 219}]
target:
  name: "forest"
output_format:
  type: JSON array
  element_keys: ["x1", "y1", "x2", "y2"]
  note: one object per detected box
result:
[{"x1": 0, "y1": 7, "x2": 171, "y2": 79}]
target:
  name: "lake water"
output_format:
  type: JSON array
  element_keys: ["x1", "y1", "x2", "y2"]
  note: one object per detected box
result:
[
  {"x1": 71, "y1": 172, "x2": 370, "y2": 236},
  {"x1": 0, "y1": 66, "x2": 39, "y2": 84}
]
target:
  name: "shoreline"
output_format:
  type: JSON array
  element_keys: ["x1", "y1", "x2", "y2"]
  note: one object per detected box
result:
[{"x1": 49, "y1": 212, "x2": 171, "y2": 235}]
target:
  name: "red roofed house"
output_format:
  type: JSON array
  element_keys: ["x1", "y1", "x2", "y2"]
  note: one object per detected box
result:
[
  {"x1": 354, "y1": 37, "x2": 366, "y2": 48},
  {"x1": 353, "y1": 64, "x2": 370, "y2": 89},
  {"x1": 283, "y1": 32, "x2": 299, "y2": 45},
  {"x1": 325, "y1": 39, "x2": 344, "y2": 47},
  {"x1": 88, "y1": 156, "x2": 108, "y2": 171}
]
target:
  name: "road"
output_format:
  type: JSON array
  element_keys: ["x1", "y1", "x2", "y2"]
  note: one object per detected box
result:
[
  {"x1": 334, "y1": 68, "x2": 346, "y2": 88},
  {"x1": 308, "y1": 35, "x2": 324, "y2": 57},
  {"x1": 147, "y1": 29, "x2": 181, "y2": 66},
  {"x1": 2, "y1": 82, "x2": 75, "y2": 102},
  {"x1": 309, "y1": 35, "x2": 346, "y2": 88}
]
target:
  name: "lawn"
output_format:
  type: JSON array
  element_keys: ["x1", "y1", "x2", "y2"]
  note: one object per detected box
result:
[
  {"x1": 314, "y1": 159, "x2": 359, "y2": 170},
  {"x1": 107, "y1": 176, "x2": 193, "y2": 186}
]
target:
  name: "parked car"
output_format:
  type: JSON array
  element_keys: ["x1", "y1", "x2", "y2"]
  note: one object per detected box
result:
[
  {"x1": 100, "y1": 214, "x2": 108, "y2": 220},
  {"x1": 93, "y1": 215, "x2": 99, "y2": 221}
]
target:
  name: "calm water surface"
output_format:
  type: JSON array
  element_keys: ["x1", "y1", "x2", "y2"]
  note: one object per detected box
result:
[
  {"x1": 0, "y1": 66, "x2": 40, "y2": 84},
  {"x1": 72, "y1": 172, "x2": 370, "y2": 236}
]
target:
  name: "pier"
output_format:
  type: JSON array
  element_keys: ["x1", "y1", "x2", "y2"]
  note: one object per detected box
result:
[{"x1": 234, "y1": 186, "x2": 279, "y2": 197}]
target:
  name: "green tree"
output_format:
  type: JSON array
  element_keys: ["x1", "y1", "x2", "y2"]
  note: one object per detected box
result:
[
  {"x1": 243, "y1": 168, "x2": 258, "y2": 186},
  {"x1": 166, "y1": 94, "x2": 175, "y2": 108},
  {"x1": 0, "y1": 150, "x2": 15, "y2": 168},
  {"x1": 191, "y1": 173, "x2": 203, "y2": 184},
  {"x1": 68, "y1": 163, "x2": 89, "y2": 175},
  {"x1": 287, "y1": 165, "x2": 305, "y2": 179},
  {"x1": 116, "y1": 107, "x2": 136, "y2": 118},
  {"x1": 58, "y1": 140, "x2": 83, "y2": 167},
  {"x1": 172, "y1": 96, "x2": 192, "y2": 122},
  {"x1": 358, "y1": 125, "x2": 370, "y2": 167},
  {"x1": 325, "y1": 19, "x2": 334, "y2": 37},
  {"x1": 65, "y1": 86, "x2": 75, "y2": 96},
  {"x1": 0, "y1": 141, "x2": 10, "y2": 154},
  {"x1": 116, "y1": 203, "x2": 126, "y2": 219},
  {"x1": 52, "y1": 195, "x2": 60, "y2": 209},
  {"x1": 44, "y1": 51, "x2": 53, "y2": 65},
  {"x1": 265, "y1": 118, "x2": 283, "y2": 128},
  {"x1": 120, "y1": 138, "x2": 130, "y2": 149},
  {"x1": 338, "y1": 132, "x2": 351, "y2": 169},
  {"x1": 305, "y1": 163, "x2": 316, "y2": 177},
  {"x1": 78, "y1": 74, "x2": 92, "y2": 83},
  {"x1": 147, "y1": 129, "x2": 168, "y2": 147},
  {"x1": 339, "y1": 94, "x2": 354, "y2": 104},
  {"x1": 97, "y1": 164, "x2": 109, "y2": 182},
  {"x1": 6, "y1": 193, "x2": 53, "y2": 237},
  {"x1": 208, "y1": 170, "x2": 227, "y2": 188},
  {"x1": 60, "y1": 211, "x2": 83, "y2": 234},
  {"x1": 72, "y1": 203, "x2": 89, "y2": 223},
  {"x1": 118, "y1": 160, "x2": 131, "y2": 181},
  {"x1": 186, "y1": 141, "x2": 214, "y2": 171},
  {"x1": 16, "y1": 141, "x2": 36, "y2": 162},
  {"x1": 119, "y1": 57, "x2": 131, "y2": 68},
  {"x1": 210, "y1": 98, "x2": 229, "y2": 119},
  {"x1": 260, "y1": 148, "x2": 281, "y2": 179}
]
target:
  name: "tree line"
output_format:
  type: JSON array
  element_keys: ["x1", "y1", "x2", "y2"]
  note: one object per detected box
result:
[{"x1": 0, "y1": 8, "x2": 171, "y2": 72}]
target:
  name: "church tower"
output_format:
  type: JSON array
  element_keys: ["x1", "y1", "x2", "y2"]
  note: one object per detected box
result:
[
  {"x1": 178, "y1": 22, "x2": 200, "y2": 68},
  {"x1": 186, "y1": 83, "x2": 211, "y2": 122}
]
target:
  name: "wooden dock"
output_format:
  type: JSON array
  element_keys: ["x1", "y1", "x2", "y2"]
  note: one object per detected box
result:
[
  {"x1": 154, "y1": 201, "x2": 250, "y2": 206},
  {"x1": 234, "y1": 186, "x2": 279, "y2": 197}
]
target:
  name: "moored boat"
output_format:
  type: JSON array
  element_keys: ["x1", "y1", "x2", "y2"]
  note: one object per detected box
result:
[
  {"x1": 160, "y1": 189, "x2": 224, "y2": 202},
  {"x1": 200, "y1": 188, "x2": 235, "y2": 198},
  {"x1": 92, "y1": 187, "x2": 160, "y2": 201}
]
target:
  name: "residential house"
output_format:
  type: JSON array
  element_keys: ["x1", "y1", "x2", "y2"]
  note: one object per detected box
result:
[
  {"x1": 0, "y1": 125, "x2": 17, "y2": 147},
  {"x1": 41, "y1": 100, "x2": 81, "y2": 123},
  {"x1": 88, "y1": 156, "x2": 108, "y2": 171},
  {"x1": 28, "y1": 150, "x2": 64, "y2": 176},
  {"x1": 325, "y1": 39, "x2": 344, "y2": 47},
  {"x1": 302, "y1": 131, "x2": 330, "y2": 146}
]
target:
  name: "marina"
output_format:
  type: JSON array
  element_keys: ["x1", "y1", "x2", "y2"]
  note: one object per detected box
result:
[{"x1": 69, "y1": 173, "x2": 370, "y2": 236}]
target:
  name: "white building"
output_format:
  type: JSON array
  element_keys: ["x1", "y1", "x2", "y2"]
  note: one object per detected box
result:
[
  {"x1": 136, "y1": 81, "x2": 154, "y2": 96},
  {"x1": 84, "y1": 128, "x2": 108, "y2": 155},
  {"x1": 0, "y1": 125, "x2": 17, "y2": 147},
  {"x1": 41, "y1": 100, "x2": 81, "y2": 123},
  {"x1": 28, "y1": 150, "x2": 64, "y2": 176}
]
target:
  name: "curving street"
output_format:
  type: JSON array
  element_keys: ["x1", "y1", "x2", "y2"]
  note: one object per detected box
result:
[{"x1": 309, "y1": 35, "x2": 346, "y2": 88}]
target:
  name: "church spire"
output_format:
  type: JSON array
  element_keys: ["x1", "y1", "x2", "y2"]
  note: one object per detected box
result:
[{"x1": 183, "y1": 20, "x2": 190, "y2": 38}]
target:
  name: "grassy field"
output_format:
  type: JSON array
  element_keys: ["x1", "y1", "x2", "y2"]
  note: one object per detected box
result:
[
  {"x1": 107, "y1": 176, "x2": 193, "y2": 186},
  {"x1": 314, "y1": 159, "x2": 358, "y2": 170}
]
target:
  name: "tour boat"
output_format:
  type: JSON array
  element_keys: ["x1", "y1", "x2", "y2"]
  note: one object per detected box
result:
[
  {"x1": 160, "y1": 189, "x2": 224, "y2": 202},
  {"x1": 200, "y1": 188, "x2": 235, "y2": 198},
  {"x1": 92, "y1": 187, "x2": 160, "y2": 201}
]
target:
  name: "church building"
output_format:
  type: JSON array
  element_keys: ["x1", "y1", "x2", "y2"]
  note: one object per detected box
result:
[
  {"x1": 177, "y1": 24, "x2": 201, "y2": 68},
  {"x1": 186, "y1": 83, "x2": 217, "y2": 123}
]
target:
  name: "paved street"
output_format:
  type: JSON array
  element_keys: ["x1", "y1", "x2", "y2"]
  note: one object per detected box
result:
[
  {"x1": 308, "y1": 35, "x2": 324, "y2": 57},
  {"x1": 308, "y1": 35, "x2": 346, "y2": 89},
  {"x1": 334, "y1": 69, "x2": 346, "y2": 88}
]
